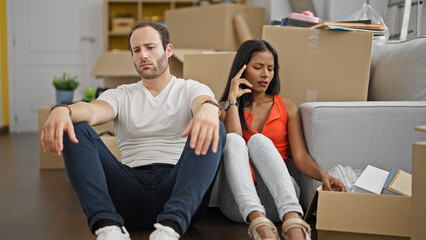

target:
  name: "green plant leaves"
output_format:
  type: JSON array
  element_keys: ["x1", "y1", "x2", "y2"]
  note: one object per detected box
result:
[
  {"x1": 84, "y1": 86, "x2": 96, "y2": 99},
  {"x1": 52, "y1": 72, "x2": 79, "y2": 90}
]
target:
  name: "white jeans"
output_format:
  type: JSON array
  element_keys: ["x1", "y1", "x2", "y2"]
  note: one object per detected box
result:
[{"x1": 218, "y1": 133, "x2": 303, "y2": 223}]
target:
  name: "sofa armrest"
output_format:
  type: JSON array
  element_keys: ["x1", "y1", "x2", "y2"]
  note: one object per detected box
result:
[{"x1": 296, "y1": 101, "x2": 426, "y2": 210}]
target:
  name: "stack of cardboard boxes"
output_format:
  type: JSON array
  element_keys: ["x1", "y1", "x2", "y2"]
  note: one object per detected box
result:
[
  {"x1": 165, "y1": 3, "x2": 265, "y2": 98},
  {"x1": 166, "y1": 6, "x2": 373, "y2": 104}
]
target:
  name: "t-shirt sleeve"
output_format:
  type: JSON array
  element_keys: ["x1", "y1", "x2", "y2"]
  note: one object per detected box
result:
[
  {"x1": 97, "y1": 88, "x2": 122, "y2": 119},
  {"x1": 186, "y1": 79, "x2": 215, "y2": 104}
]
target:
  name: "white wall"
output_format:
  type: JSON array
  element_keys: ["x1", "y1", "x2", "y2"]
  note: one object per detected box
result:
[
  {"x1": 269, "y1": 0, "x2": 293, "y2": 22},
  {"x1": 246, "y1": 0, "x2": 293, "y2": 23},
  {"x1": 7, "y1": 0, "x2": 103, "y2": 132}
]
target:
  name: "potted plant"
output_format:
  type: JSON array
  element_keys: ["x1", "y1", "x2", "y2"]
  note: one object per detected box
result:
[
  {"x1": 53, "y1": 72, "x2": 80, "y2": 104},
  {"x1": 82, "y1": 86, "x2": 96, "y2": 102}
]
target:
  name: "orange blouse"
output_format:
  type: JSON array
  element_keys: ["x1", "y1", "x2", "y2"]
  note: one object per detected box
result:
[{"x1": 243, "y1": 95, "x2": 289, "y2": 180}]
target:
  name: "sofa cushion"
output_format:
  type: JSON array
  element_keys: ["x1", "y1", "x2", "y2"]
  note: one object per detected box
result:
[{"x1": 368, "y1": 37, "x2": 426, "y2": 101}]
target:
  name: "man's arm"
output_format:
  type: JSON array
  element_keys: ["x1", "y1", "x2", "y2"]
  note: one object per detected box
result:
[
  {"x1": 181, "y1": 95, "x2": 220, "y2": 156},
  {"x1": 40, "y1": 100, "x2": 114, "y2": 156}
]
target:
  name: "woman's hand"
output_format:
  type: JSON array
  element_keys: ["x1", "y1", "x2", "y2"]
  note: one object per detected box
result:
[
  {"x1": 228, "y1": 65, "x2": 252, "y2": 100},
  {"x1": 320, "y1": 171, "x2": 346, "y2": 192}
]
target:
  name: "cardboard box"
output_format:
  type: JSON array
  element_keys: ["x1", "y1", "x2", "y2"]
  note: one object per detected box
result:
[
  {"x1": 101, "y1": 136, "x2": 121, "y2": 161},
  {"x1": 183, "y1": 52, "x2": 236, "y2": 100},
  {"x1": 262, "y1": 26, "x2": 372, "y2": 106},
  {"x1": 91, "y1": 49, "x2": 219, "y2": 88},
  {"x1": 38, "y1": 106, "x2": 115, "y2": 169},
  {"x1": 165, "y1": 3, "x2": 265, "y2": 51},
  {"x1": 91, "y1": 51, "x2": 138, "y2": 78},
  {"x1": 170, "y1": 48, "x2": 214, "y2": 78},
  {"x1": 91, "y1": 51, "x2": 140, "y2": 88},
  {"x1": 412, "y1": 142, "x2": 426, "y2": 240},
  {"x1": 102, "y1": 77, "x2": 140, "y2": 89},
  {"x1": 305, "y1": 187, "x2": 411, "y2": 240},
  {"x1": 111, "y1": 17, "x2": 135, "y2": 33}
]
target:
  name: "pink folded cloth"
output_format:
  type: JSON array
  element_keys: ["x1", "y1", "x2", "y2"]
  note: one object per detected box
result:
[{"x1": 287, "y1": 11, "x2": 321, "y2": 23}]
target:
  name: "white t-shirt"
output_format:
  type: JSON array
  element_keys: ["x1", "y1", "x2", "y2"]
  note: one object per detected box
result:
[{"x1": 98, "y1": 76, "x2": 214, "y2": 167}]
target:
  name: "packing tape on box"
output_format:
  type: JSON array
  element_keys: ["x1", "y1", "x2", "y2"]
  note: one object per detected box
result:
[
  {"x1": 233, "y1": 14, "x2": 254, "y2": 45},
  {"x1": 307, "y1": 29, "x2": 320, "y2": 53}
]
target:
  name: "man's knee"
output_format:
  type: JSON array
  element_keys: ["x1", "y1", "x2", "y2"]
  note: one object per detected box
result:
[
  {"x1": 63, "y1": 122, "x2": 94, "y2": 146},
  {"x1": 72, "y1": 122, "x2": 91, "y2": 133}
]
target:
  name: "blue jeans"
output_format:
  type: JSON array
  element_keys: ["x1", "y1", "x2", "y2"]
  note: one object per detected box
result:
[{"x1": 62, "y1": 122, "x2": 226, "y2": 234}]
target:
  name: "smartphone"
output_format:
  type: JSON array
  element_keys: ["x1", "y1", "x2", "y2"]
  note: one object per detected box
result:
[{"x1": 239, "y1": 84, "x2": 249, "y2": 90}]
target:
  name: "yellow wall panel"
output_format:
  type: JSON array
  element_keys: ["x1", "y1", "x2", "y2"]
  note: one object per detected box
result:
[{"x1": 0, "y1": 0, "x2": 9, "y2": 126}]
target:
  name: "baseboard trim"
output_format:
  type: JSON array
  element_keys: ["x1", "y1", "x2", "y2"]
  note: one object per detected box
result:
[{"x1": 0, "y1": 126, "x2": 9, "y2": 135}]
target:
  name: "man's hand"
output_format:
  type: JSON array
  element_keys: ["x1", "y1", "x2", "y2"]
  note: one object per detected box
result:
[
  {"x1": 321, "y1": 172, "x2": 346, "y2": 192},
  {"x1": 40, "y1": 106, "x2": 78, "y2": 156},
  {"x1": 181, "y1": 101, "x2": 220, "y2": 156}
]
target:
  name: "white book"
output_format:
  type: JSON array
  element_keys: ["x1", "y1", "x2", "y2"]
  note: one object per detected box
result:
[{"x1": 354, "y1": 165, "x2": 389, "y2": 194}]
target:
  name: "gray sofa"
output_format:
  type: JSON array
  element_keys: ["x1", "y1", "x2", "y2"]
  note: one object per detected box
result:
[{"x1": 293, "y1": 36, "x2": 426, "y2": 210}]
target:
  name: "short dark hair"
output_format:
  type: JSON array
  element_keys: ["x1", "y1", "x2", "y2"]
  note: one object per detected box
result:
[
  {"x1": 220, "y1": 40, "x2": 281, "y2": 132},
  {"x1": 128, "y1": 21, "x2": 170, "y2": 53}
]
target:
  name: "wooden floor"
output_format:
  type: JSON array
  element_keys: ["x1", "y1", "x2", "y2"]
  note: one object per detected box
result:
[{"x1": 0, "y1": 133, "x2": 316, "y2": 240}]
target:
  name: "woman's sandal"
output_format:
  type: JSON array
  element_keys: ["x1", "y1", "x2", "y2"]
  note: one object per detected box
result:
[
  {"x1": 248, "y1": 217, "x2": 279, "y2": 240},
  {"x1": 282, "y1": 218, "x2": 312, "y2": 240}
]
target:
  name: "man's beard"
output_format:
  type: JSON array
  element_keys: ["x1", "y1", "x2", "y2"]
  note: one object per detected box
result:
[{"x1": 135, "y1": 52, "x2": 168, "y2": 79}]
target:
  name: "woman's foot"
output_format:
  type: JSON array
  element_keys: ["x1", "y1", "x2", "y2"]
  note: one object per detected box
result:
[
  {"x1": 248, "y1": 212, "x2": 279, "y2": 240},
  {"x1": 284, "y1": 227, "x2": 306, "y2": 240},
  {"x1": 252, "y1": 224, "x2": 277, "y2": 239},
  {"x1": 282, "y1": 212, "x2": 311, "y2": 240}
]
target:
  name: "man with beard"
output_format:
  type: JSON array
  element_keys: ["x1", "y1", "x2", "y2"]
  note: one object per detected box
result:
[{"x1": 40, "y1": 21, "x2": 225, "y2": 240}]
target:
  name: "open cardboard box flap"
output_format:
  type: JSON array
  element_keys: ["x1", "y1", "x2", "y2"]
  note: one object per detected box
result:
[
  {"x1": 305, "y1": 186, "x2": 411, "y2": 238},
  {"x1": 172, "y1": 48, "x2": 215, "y2": 62},
  {"x1": 91, "y1": 51, "x2": 138, "y2": 78},
  {"x1": 183, "y1": 52, "x2": 236, "y2": 99}
]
